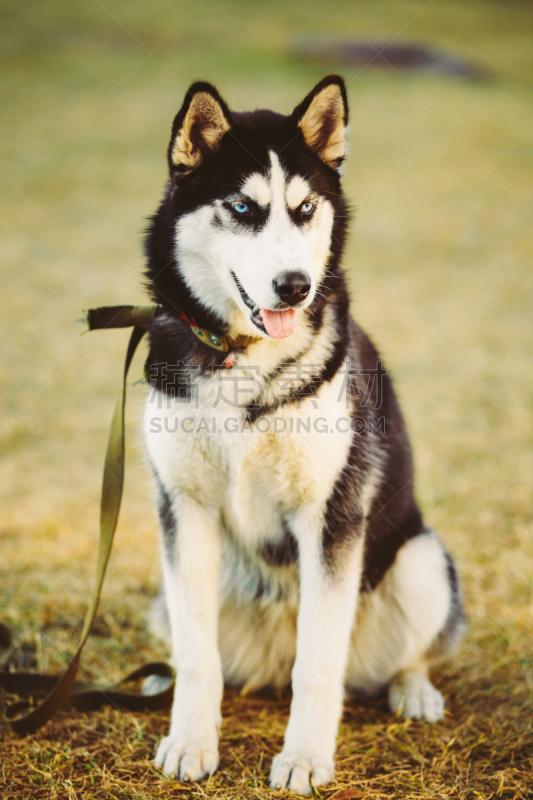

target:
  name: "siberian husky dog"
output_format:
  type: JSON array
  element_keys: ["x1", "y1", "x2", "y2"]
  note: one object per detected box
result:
[{"x1": 143, "y1": 75, "x2": 465, "y2": 795}]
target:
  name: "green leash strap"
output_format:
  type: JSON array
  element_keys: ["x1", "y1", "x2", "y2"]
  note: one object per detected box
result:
[
  {"x1": 86, "y1": 304, "x2": 159, "y2": 332},
  {"x1": 1, "y1": 662, "x2": 174, "y2": 716},
  {"x1": 1, "y1": 305, "x2": 174, "y2": 735}
]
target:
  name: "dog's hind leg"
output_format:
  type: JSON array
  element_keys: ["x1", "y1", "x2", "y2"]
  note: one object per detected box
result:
[
  {"x1": 388, "y1": 533, "x2": 465, "y2": 721},
  {"x1": 346, "y1": 528, "x2": 465, "y2": 721}
]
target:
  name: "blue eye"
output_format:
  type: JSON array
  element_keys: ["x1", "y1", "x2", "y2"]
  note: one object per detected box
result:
[
  {"x1": 301, "y1": 201, "x2": 314, "y2": 214},
  {"x1": 232, "y1": 202, "x2": 249, "y2": 214}
]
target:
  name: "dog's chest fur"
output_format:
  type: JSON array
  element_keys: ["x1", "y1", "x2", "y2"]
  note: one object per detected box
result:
[{"x1": 145, "y1": 358, "x2": 351, "y2": 555}]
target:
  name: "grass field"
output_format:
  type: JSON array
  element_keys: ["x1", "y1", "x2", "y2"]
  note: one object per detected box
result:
[{"x1": 1, "y1": 0, "x2": 533, "y2": 797}]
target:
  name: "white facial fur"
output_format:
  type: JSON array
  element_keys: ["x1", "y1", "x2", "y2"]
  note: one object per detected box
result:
[{"x1": 174, "y1": 151, "x2": 335, "y2": 338}]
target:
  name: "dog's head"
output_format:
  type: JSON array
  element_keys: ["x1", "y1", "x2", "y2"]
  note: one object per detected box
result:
[{"x1": 158, "y1": 75, "x2": 349, "y2": 341}]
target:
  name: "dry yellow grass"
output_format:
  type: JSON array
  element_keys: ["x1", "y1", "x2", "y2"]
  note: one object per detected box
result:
[{"x1": 1, "y1": 0, "x2": 533, "y2": 797}]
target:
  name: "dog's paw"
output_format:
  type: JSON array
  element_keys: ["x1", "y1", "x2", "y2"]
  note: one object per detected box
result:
[
  {"x1": 388, "y1": 673, "x2": 445, "y2": 722},
  {"x1": 270, "y1": 752, "x2": 334, "y2": 795},
  {"x1": 154, "y1": 732, "x2": 219, "y2": 782}
]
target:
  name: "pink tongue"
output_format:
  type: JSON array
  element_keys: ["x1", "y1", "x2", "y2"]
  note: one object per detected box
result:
[{"x1": 260, "y1": 308, "x2": 297, "y2": 339}]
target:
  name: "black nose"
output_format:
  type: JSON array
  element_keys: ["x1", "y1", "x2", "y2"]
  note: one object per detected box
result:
[{"x1": 273, "y1": 271, "x2": 311, "y2": 306}]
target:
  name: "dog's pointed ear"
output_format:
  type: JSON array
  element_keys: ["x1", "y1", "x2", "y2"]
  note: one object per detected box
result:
[
  {"x1": 291, "y1": 75, "x2": 348, "y2": 172},
  {"x1": 168, "y1": 82, "x2": 231, "y2": 178}
]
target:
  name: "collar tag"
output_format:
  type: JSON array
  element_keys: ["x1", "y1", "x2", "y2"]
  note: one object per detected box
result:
[
  {"x1": 190, "y1": 325, "x2": 228, "y2": 352},
  {"x1": 175, "y1": 307, "x2": 228, "y2": 352}
]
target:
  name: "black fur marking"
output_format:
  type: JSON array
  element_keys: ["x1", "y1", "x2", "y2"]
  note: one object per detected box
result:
[
  {"x1": 152, "y1": 466, "x2": 176, "y2": 551},
  {"x1": 221, "y1": 521, "x2": 294, "y2": 602},
  {"x1": 260, "y1": 522, "x2": 299, "y2": 567},
  {"x1": 288, "y1": 202, "x2": 317, "y2": 227},
  {"x1": 246, "y1": 378, "x2": 322, "y2": 424},
  {"x1": 427, "y1": 549, "x2": 467, "y2": 658},
  {"x1": 321, "y1": 439, "x2": 365, "y2": 567},
  {"x1": 231, "y1": 272, "x2": 272, "y2": 337},
  {"x1": 361, "y1": 503, "x2": 424, "y2": 592},
  {"x1": 159, "y1": 487, "x2": 176, "y2": 541},
  {"x1": 358, "y1": 342, "x2": 424, "y2": 590},
  {"x1": 320, "y1": 320, "x2": 424, "y2": 580},
  {"x1": 146, "y1": 312, "x2": 231, "y2": 385},
  {"x1": 223, "y1": 199, "x2": 269, "y2": 233},
  {"x1": 232, "y1": 272, "x2": 255, "y2": 310}
]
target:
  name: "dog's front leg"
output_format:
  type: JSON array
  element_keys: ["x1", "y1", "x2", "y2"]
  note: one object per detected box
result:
[
  {"x1": 270, "y1": 509, "x2": 364, "y2": 795},
  {"x1": 155, "y1": 495, "x2": 223, "y2": 782}
]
